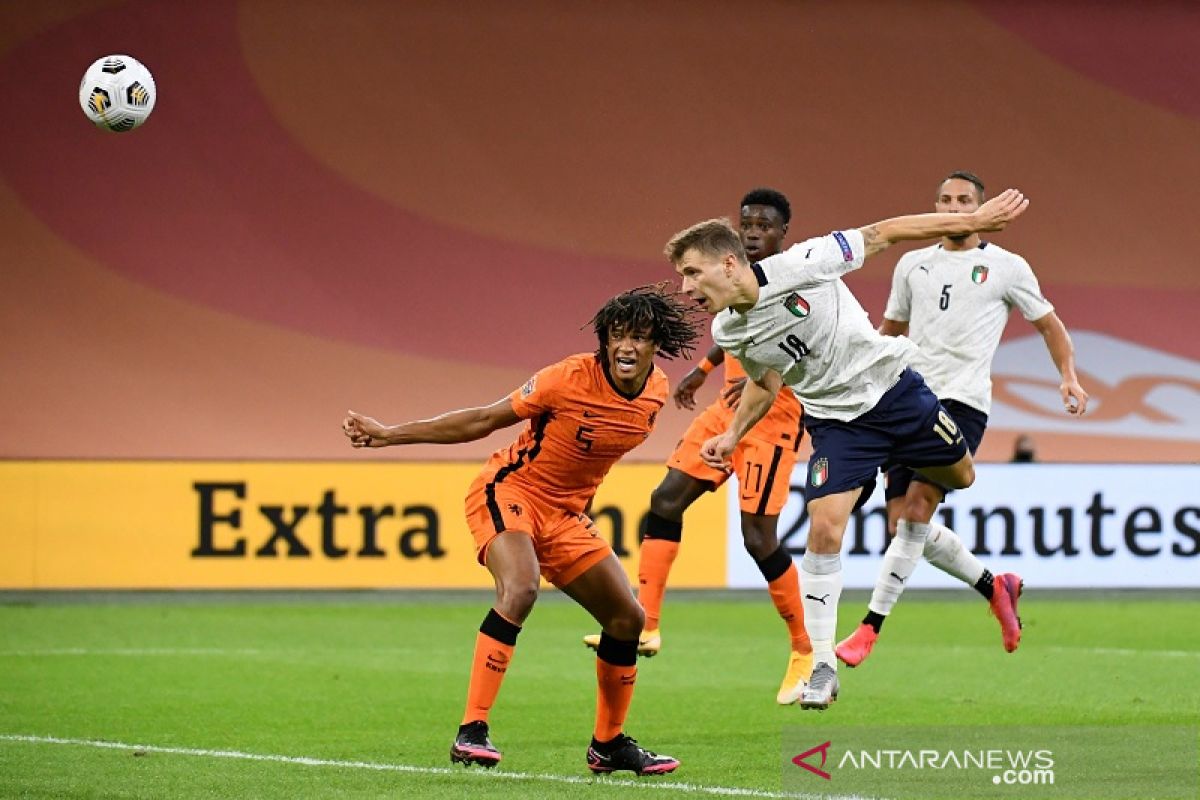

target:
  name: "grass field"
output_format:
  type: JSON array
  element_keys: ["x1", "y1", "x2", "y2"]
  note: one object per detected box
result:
[{"x1": 1, "y1": 590, "x2": 1197, "y2": 799}]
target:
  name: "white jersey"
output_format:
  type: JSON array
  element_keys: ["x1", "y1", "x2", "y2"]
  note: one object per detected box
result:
[
  {"x1": 713, "y1": 229, "x2": 917, "y2": 422},
  {"x1": 884, "y1": 241, "x2": 1054, "y2": 415}
]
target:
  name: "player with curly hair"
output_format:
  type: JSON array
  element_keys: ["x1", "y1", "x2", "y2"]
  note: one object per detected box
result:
[
  {"x1": 343, "y1": 284, "x2": 702, "y2": 775},
  {"x1": 585, "y1": 190, "x2": 814, "y2": 706}
]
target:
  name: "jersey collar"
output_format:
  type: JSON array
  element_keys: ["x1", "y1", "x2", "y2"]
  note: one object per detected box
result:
[
  {"x1": 937, "y1": 241, "x2": 989, "y2": 251},
  {"x1": 598, "y1": 355, "x2": 649, "y2": 401}
]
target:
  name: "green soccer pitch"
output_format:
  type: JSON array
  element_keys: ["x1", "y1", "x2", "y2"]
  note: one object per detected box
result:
[{"x1": 1, "y1": 590, "x2": 1197, "y2": 799}]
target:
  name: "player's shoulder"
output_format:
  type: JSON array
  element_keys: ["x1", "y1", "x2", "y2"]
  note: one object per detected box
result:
[
  {"x1": 643, "y1": 364, "x2": 670, "y2": 403},
  {"x1": 894, "y1": 243, "x2": 939, "y2": 271},
  {"x1": 975, "y1": 243, "x2": 1038, "y2": 285},
  {"x1": 761, "y1": 233, "x2": 844, "y2": 269},
  {"x1": 793, "y1": 231, "x2": 852, "y2": 258},
  {"x1": 978, "y1": 241, "x2": 1029, "y2": 267},
  {"x1": 540, "y1": 351, "x2": 592, "y2": 374},
  {"x1": 553, "y1": 354, "x2": 666, "y2": 402},
  {"x1": 711, "y1": 308, "x2": 731, "y2": 332},
  {"x1": 535, "y1": 353, "x2": 601, "y2": 392},
  {"x1": 711, "y1": 309, "x2": 741, "y2": 345},
  {"x1": 793, "y1": 232, "x2": 835, "y2": 250}
]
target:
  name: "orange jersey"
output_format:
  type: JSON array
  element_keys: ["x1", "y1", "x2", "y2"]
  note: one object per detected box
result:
[
  {"x1": 720, "y1": 356, "x2": 803, "y2": 444},
  {"x1": 479, "y1": 353, "x2": 667, "y2": 514}
]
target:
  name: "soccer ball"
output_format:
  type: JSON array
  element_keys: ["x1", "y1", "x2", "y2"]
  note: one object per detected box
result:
[{"x1": 79, "y1": 55, "x2": 156, "y2": 132}]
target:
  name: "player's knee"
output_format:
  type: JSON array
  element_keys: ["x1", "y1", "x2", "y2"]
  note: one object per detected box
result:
[
  {"x1": 607, "y1": 601, "x2": 645, "y2": 640},
  {"x1": 494, "y1": 581, "x2": 538, "y2": 621},
  {"x1": 805, "y1": 519, "x2": 843, "y2": 554},
  {"x1": 649, "y1": 483, "x2": 687, "y2": 520},
  {"x1": 954, "y1": 461, "x2": 976, "y2": 489},
  {"x1": 906, "y1": 500, "x2": 935, "y2": 522},
  {"x1": 904, "y1": 488, "x2": 940, "y2": 523},
  {"x1": 740, "y1": 519, "x2": 778, "y2": 561}
]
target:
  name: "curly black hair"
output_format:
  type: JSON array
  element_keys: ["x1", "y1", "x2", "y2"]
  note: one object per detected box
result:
[
  {"x1": 588, "y1": 282, "x2": 704, "y2": 364},
  {"x1": 740, "y1": 187, "x2": 791, "y2": 224}
]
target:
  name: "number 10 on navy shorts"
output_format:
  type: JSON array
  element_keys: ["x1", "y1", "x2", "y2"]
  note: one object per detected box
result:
[{"x1": 802, "y1": 368, "x2": 968, "y2": 508}]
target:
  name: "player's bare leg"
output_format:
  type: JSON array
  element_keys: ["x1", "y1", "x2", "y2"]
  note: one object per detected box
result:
[{"x1": 583, "y1": 469, "x2": 708, "y2": 657}]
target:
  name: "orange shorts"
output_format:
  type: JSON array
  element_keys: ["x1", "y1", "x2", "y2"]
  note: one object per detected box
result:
[
  {"x1": 464, "y1": 475, "x2": 612, "y2": 588},
  {"x1": 668, "y1": 402, "x2": 800, "y2": 516}
]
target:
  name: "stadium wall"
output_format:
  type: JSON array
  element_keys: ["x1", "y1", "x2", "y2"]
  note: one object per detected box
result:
[
  {"x1": 3, "y1": 461, "x2": 1195, "y2": 590},
  {"x1": 0, "y1": 462, "x2": 725, "y2": 590},
  {"x1": 728, "y1": 464, "x2": 1200, "y2": 589},
  {"x1": 2, "y1": 3, "x2": 1197, "y2": 592}
]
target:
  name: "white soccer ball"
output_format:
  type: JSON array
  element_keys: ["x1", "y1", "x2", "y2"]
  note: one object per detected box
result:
[{"x1": 79, "y1": 55, "x2": 156, "y2": 132}]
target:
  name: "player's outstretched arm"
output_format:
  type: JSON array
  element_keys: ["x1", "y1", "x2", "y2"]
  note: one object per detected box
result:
[
  {"x1": 1030, "y1": 311, "x2": 1089, "y2": 415},
  {"x1": 859, "y1": 188, "x2": 1029, "y2": 258},
  {"x1": 342, "y1": 398, "x2": 521, "y2": 448},
  {"x1": 700, "y1": 369, "x2": 781, "y2": 469}
]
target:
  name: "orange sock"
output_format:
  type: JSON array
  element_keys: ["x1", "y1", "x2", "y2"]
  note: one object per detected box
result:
[
  {"x1": 461, "y1": 609, "x2": 521, "y2": 725},
  {"x1": 637, "y1": 538, "x2": 680, "y2": 631},
  {"x1": 594, "y1": 635, "x2": 638, "y2": 742},
  {"x1": 768, "y1": 563, "x2": 812, "y2": 654}
]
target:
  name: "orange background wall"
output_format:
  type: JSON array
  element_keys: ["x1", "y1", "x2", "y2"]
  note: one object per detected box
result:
[{"x1": 2, "y1": 1, "x2": 1197, "y2": 464}]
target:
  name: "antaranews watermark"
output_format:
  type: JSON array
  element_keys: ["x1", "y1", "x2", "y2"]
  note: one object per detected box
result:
[{"x1": 783, "y1": 725, "x2": 1196, "y2": 799}]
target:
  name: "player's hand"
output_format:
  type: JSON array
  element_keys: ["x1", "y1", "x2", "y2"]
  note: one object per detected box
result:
[
  {"x1": 342, "y1": 411, "x2": 390, "y2": 448},
  {"x1": 700, "y1": 432, "x2": 736, "y2": 471},
  {"x1": 721, "y1": 378, "x2": 747, "y2": 410},
  {"x1": 673, "y1": 368, "x2": 707, "y2": 410},
  {"x1": 1061, "y1": 379, "x2": 1089, "y2": 416},
  {"x1": 972, "y1": 188, "x2": 1029, "y2": 232}
]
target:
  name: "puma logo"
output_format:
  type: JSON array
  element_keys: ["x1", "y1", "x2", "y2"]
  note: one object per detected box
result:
[
  {"x1": 890, "y1": 571, "x2": 906, "y2": 584},
  {"x1": 805, "y1": 593, "x2": 830, "y2": 605}
]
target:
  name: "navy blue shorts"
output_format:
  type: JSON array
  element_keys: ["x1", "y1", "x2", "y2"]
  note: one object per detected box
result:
[
  {"x1": 803, "y1": 368, "x2": 969, "y2": 509},
  {"x1": 884, "y1": 398, "x2": 988, "y2": 502}
]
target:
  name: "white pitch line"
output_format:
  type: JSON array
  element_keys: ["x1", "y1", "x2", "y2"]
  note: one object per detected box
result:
[
  {"x1": 0, "y1": 734, "x2": 883, "y2": 800},
  {"x1": 0, "y1": 648, "x2": 268, "y2": 657},
  {"x1": 1043, "y1": 646, "x2": 1200, "y2": 659},
  {"x1": 918, "y1": 644, "x2": 1200, "y2": 660},
  {"x1": 0, "y1": 647, "x2": 417, "y2": 658}
]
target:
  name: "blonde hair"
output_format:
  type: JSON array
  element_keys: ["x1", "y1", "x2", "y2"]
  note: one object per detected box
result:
[{"x1": 663, "y1": 217, "x2": 746, "y2": 265}]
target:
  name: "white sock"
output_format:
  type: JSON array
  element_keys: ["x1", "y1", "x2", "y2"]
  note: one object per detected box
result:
[
  {"x1": 923, "y1": 522, "x2": 985, "y2": 586},
  {"x1": 867, "y1": 520, "x2": 929, "y2": 616},
  {"x1": 800, "y1": 551, "x2": 843, "y2": 668}
]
